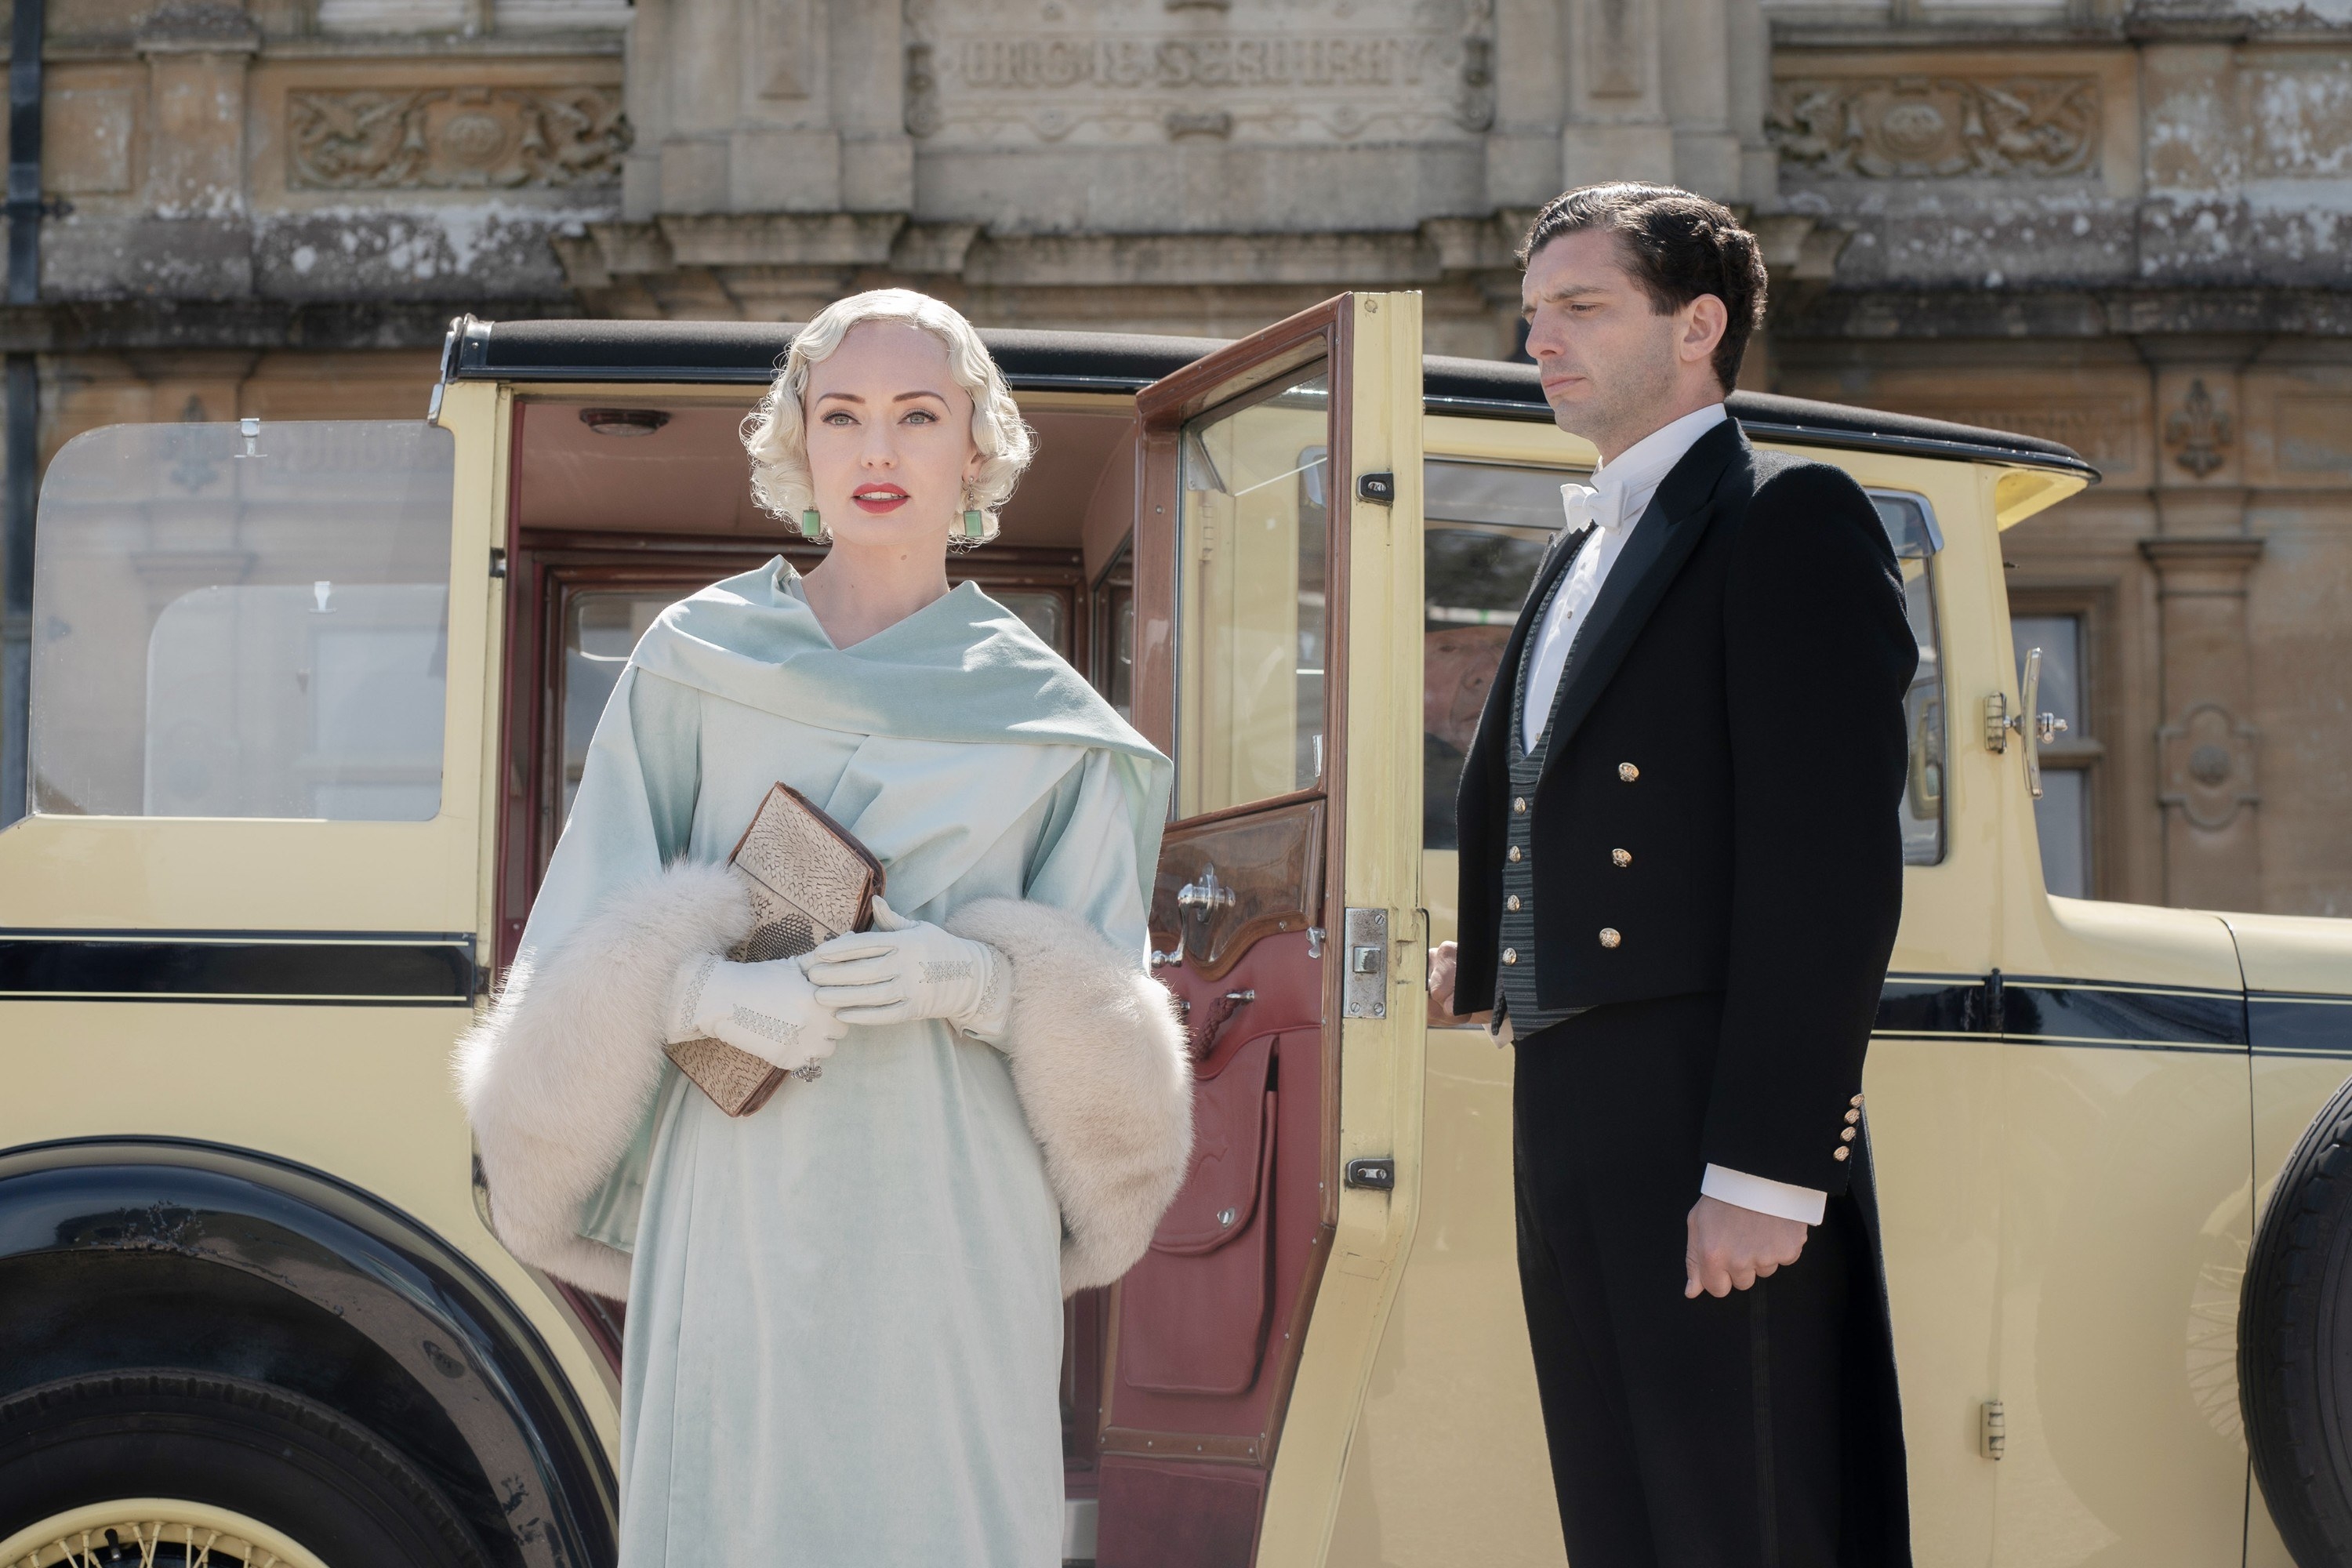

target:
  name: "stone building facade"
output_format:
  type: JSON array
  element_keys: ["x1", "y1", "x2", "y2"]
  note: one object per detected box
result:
[{"x1": 2, "y1": 0, "x2": 2346, "y2": 913}]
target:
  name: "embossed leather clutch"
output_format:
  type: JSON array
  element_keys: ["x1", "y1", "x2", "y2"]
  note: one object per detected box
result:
[{"x1": 665, "y1": 782, "x2": 883, "y2": 1117}]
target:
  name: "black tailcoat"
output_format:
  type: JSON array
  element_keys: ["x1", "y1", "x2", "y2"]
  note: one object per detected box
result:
[{"x1": 1457, "y1": 419, "x2": 1917, "y2": 1565}]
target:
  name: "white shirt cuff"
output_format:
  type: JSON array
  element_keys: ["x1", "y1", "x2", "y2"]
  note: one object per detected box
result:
[{"x1": 1700, "y1": 1163, "x2": 1828, "y2": 1225}]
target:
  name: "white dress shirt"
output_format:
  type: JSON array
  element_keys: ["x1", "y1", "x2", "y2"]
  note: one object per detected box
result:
[
  {"x1": 1522, "y1": 404, "x2": 1728, "y2": 746},
  {"x1": 1522, "y1": 401, "x2": 1828, "y2": 1228}
]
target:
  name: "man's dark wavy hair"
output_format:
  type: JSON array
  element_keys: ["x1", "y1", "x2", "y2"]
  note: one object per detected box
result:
[{"x1": 1517, "y1": 183, "x2": 1768, "y2": 393}]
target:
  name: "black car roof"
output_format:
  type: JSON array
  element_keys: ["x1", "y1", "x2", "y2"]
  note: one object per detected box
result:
[{"x1": 452, "y1": 315, "x2": 2099, "y2": 481}]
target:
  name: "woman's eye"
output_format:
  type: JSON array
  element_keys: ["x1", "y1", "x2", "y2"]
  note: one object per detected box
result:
[
  {"x1": 822, "y1": 411, "x2": 856, "y2": 426},
  {"x1": 903, "y1": 409, "x2": 936, "y2": 425}
]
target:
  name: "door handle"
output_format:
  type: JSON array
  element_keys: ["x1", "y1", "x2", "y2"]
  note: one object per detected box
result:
[
  {"x1": 1984, "y1": 646, "x2": 2068, "y2": 799},
  {"x1": 1177, "y1": 866, "x2": 1236, "y2": 920}
]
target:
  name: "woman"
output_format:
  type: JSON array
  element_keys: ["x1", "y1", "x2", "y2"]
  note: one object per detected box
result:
[{"x1": 455, "y1": 289, "x2": 1191, "y2": 1566}]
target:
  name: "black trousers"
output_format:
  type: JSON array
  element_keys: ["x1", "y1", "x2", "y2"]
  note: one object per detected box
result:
[{"x1": 1513, "y1": 993, "x2": 1859, "y2": 1568}]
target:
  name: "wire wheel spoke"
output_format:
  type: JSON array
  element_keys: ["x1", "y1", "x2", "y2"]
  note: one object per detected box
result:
[{"x1": 0, "y1": 1504, "x2": 325, "y2": 1568}]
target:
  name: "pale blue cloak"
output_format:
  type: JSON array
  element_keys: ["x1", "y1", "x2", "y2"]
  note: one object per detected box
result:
[{"x1": 514, "y1": 558, "x2": 1170, "y2": 1567}]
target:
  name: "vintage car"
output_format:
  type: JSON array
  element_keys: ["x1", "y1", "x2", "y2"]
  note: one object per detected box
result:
[{"x1": 4, "y1": 294, "x2": 2350, "y2": 1568}]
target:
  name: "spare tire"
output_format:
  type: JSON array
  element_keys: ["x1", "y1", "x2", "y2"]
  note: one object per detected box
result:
[{"x1": 2243, "y1": 1072, "x2": 2352, "y2": 1567}]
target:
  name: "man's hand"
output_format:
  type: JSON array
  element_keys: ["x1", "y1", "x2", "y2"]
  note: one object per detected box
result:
[
  {"x1": 1427, "y1": 940, "x2": 1459, "y2": 1024},
  {"x1": 1684, "y1": 1195, "x2": 1807, "y2": 1299}
]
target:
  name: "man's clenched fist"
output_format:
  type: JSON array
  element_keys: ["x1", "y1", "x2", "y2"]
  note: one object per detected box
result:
[{"x1": 1684, "y1": 1195, "x2": 1808, "y2": 1298}]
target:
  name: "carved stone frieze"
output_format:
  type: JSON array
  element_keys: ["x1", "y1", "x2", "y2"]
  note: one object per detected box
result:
[
  {"x1": 287, "y1": 86, "x2": 627, "y2": 191},
  {"x1": 902, "y1": 0, "x2": 1495, "y2": 147},
  {"x1": 1769, "y1": 75, "x2": 2100, "y2": 178},
  {"x1": 1900, "y1": 400, "x2": 2138, "y2": 469}
]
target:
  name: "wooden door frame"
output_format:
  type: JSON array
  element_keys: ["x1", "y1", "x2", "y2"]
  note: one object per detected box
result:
[{"x1": 1112, "y1": 294, "x2": 1365, "y2": 1490}]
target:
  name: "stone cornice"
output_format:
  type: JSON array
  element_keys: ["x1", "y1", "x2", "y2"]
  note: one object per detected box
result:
[
  {"x1": 1784, "y1": 287, "x2": 2352, "y2": 339},
  {"x1": 1770, "y1": 9, "x2": 2352, "y2": 45},
  {"x1": 0, "y1": 299, "x2": 581, "y2": 354},
  {"x1": 2140, "y1": 534, "x2": 2268, "y2": 590},
  {"x1": 19, "y1": 30, "x2": 626, "y2": 62}
]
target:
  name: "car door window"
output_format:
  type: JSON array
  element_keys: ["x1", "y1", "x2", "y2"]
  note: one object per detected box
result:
[
  {"x1": 1422, "y1": 459, "x2": 1578, "y2": 849},
  {"x1": 1414, "y1": 464, "x2": 1949, "y2": 868},
  {"x1": 1872, "y1": 491, "x2": 1947, "y2": 868},
  {"x1": 30, "y1": 420, "x2": 456, "y2": 821},
  {"x1": 561, "y1": 590, "x2": 683, "y2": 824},
  {"x1": 1174, "y1": 365, "x2": 1331, "y2": 817}
]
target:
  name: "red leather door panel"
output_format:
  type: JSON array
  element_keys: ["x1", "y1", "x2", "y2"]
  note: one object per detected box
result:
[{"x1": 1120, "y1": 1030, "x2": 1277, "y2": 1396}]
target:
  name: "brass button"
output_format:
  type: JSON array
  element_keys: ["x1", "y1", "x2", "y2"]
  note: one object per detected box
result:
[
  {"x1": 1841, "y1": 1127, "x2": 1857, "y2": 1143},
  {"x1": 1844, "y1": 1108, "x2": 1860, "y2": 1125},
  {"x1": 1833, "y1": 1146, "x2": 1849, "y2": 1163},
  {"x1": 1508, "y1": 846, "x2": 1522, "y2": 863},
  {"x1": 1611, "y1": 848, "x2": 1632, "y2": 867},
  {"x1": 1850, "y1": 1094, "x2": 1864, "y2": 1108},
  {"x1": 1618, "y1": 763, "x2": 1639, "y2": 782},
  {"x1": 1502, "y1": 947, "x2": 1519, "y2": 966},
  {"x1": 1513, "y1": 796, "x2": 1528, "y2": 814},
  {"x1": 1506, "y1": 895, "x2": 1522, "y2": 912},
  {"x1": 1598, "y1": 927, "x2": 1621, "y2": 949}
]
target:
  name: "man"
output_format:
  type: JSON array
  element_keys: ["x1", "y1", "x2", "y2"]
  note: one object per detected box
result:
[{"x1": 1428, "y1": 184, "x2": 1916, "y2": 1566}]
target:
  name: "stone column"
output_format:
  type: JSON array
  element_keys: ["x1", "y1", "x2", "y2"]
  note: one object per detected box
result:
[
  {"x1": 2139, "y1": 346, "x2": 2266, "y2": 910},
  {"x1": 136, "y1": 2, "x2": 262, "y2": 298},
  {"x1": 1563, "y1": 0, "x2": 1674, "y2": 186}
]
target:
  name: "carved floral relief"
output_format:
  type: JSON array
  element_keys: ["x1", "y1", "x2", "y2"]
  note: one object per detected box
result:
[
  {"x1": 1769, "y1": 75, "x2": 2100, "y2": 178},
  {"x1": 287, "y1": 86, "x2": 628, "y2": 191},
  {"x1": 2165, "y1": 379, "x2": 2234, "y2": 479}
]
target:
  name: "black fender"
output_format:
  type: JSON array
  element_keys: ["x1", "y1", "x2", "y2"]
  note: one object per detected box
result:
[{"x1": 0, "y1": 1138, "x2": 615, "y2": 1568}]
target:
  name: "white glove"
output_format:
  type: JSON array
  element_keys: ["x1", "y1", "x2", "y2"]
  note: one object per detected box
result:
[
  {"x1": 804, "y1": 897, "x2": 1012, "y2": 1041},
  {"x1": 663, "y1": 951, "x2": 847, "y2": 1076}
]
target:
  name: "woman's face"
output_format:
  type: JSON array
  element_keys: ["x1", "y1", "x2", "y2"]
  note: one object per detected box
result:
[{"x1": 802, "y1": 321, "x2": 983, "y2": 550}]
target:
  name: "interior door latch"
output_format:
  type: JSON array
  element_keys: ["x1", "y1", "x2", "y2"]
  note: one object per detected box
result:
[
  {"x1": 1345, "y1": 1157, "x2": 1396, "y2": 1191},
  {"x1": 1356, "y1": 471, "x2": 1396, "y2": 505},
  {"x1": 1342, "y1": 906, "x2": 1388, "y2": 1018}
]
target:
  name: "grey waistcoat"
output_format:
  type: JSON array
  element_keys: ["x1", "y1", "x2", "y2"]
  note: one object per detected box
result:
[{"x1": 1494, "y1": 561, "x2": 1588, "y2": 1037}]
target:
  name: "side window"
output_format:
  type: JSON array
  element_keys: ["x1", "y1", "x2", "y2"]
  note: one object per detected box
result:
[
  {"x1": 989, "y1": 588, "x2": 1069, "y2": 658},
  {"x1": 1871, "y1": 491, "x2": 1947, "y2": 867},
  {"x1": 1091, "y1": 539, "x2": 1135, "y2": 723},
  {"x1": 30, "y1": 421, "x2": 456, "y2": 821},
  {"x1": 1414, "y1": 463, "x2": 1949, "y2": 867},
  {"x1": 1174, "y1": 365, "x2": 1330, "y2": 818},
  {"x1": 2011, "y1": 612, "x2": 2092, "y2": 897},
  {"x1": 561, "y1": 589, "x2": 681, "y2": 824},
  {"x1": 1421, "y1": 459, "x2": 1578, "y2": 848}
]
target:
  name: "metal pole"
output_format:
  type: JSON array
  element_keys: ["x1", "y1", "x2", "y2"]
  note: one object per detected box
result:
[{"x1": 0, "y1": 0, "x2": 43, "y2": 824}]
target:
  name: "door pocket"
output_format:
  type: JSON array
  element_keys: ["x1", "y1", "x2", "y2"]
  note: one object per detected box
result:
[{"x1": 1119, "y1": 1033, "x2": 1279, "y2": 1396}]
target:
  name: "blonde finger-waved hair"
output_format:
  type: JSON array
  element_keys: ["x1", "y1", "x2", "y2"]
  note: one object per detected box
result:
[{"x1": 742, "y1": 289, "x2": 1034, "y2": 548}]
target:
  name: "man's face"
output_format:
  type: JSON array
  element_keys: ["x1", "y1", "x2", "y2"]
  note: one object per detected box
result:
[{"x1": 1520, "y1": 228, "x2": 1686, "y2": 452}]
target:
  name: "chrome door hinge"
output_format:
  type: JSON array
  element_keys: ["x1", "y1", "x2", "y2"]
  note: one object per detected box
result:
[
  {"x1": 1980, "y1": 1399, "x2": 2006, "y2": 1460},
  {"x1": 1342, "y1": 906, "x2": 1388, "y2": 1018}
]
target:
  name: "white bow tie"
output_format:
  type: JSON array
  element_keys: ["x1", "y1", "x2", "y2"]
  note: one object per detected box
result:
[{"x1": 1561, "y1": 478, "x2": 1630, "y2": 534}]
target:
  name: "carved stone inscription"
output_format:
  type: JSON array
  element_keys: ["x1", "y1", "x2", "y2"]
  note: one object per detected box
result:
[
  {"x1": 1770, "y1": 75, "x2": 2100, "y2": 178},
  {"x1": 904, "y1": 0, "x2": 1495, "y2": 145},
  {"x1": 1904, "y1": 401, "x2": 2137, "y2": 469},
  {"x1": 287, "y1": 86, "x2": 627, "y2": 191}
]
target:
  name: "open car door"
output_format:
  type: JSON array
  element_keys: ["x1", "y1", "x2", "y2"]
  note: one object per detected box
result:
[{"x1": 1092, "y1": 292, "x2": 1426, "y2": 1566}]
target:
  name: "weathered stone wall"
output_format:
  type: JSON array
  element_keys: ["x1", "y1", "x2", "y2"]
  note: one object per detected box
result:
[
  {"x1": 24, "y1": 0, "x2": 626, "y2": 304},
  {"x1": 2, "y1": 0, "x2": 2347, "y2": 913}
]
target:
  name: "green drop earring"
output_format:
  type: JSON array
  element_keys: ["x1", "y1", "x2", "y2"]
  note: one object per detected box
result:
[
  {"x1": 799, "y1": 507, "x2": 823, "y2": 539},
  {"x1": 961, "y1": 507, "x2": 987, "y2": 540}
]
